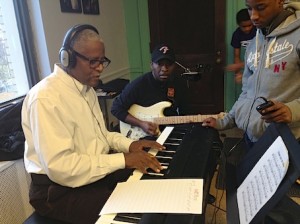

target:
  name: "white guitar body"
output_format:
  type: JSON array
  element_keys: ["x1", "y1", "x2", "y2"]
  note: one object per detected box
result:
[
  {"x1": 120, "y1": 101, "x2": 172, "y2": 140},
  {"x1": 120, "y1": 101, "x2": 225, "y2": 140}
]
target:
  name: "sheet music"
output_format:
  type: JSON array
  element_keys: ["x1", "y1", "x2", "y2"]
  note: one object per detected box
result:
[
  {"x1": 96, "y1": 126, "x2": 176, "y2": 223},
  {"x1": 99, "y1": 179, "x2": 203, "y2": 215},
  {"x1": 237, "y1": 136, "x2": 289, "y2": 224}
]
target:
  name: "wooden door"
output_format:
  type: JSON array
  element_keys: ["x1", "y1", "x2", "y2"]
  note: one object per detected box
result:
[{"x1": 148, "y1": 0, "x2": 226, "y2": 115}]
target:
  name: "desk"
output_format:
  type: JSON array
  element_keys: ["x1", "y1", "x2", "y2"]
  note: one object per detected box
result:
[{"x1": 96, "y1": 79, "x2": 129, "y2": 131}]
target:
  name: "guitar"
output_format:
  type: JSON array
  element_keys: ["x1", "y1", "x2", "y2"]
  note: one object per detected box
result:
[{"x1": 120, "y1": 101, "x2": 225, "y2": 140}]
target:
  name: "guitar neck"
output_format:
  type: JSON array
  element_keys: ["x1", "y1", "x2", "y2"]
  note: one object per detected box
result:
[{"x1": 153, "y1": 114, "x2": 221, "y2": 125}]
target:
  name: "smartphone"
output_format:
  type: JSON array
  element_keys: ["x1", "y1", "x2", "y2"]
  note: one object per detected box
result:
[{"x1": 256, "y1": 100, "x2": 274, "y2": 115}]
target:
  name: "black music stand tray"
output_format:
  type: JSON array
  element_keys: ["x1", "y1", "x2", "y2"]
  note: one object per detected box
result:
[{"x1": 226, "y1": 123, "x2": 300, "y2": 224}]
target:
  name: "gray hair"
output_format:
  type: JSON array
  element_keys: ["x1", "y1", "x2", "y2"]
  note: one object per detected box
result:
[{"x1": 71, "y1": 29, "x2": 103, "y2": 50}]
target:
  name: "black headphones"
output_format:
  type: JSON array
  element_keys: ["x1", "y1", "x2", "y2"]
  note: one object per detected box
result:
[{"x1": 59, "y1": 24, "x2": 99, "y2": 68}]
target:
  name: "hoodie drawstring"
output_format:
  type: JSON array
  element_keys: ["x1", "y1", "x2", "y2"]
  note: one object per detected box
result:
[{"x1": 265, "y1": 37, "x2": 276, "y2": 68}]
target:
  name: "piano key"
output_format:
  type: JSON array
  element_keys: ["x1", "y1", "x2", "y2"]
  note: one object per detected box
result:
[
  {"x1": 118, "y1": 213, "x2": 143, "y2": 219},
  {"x1": 155, "y1": 155, "x2": 173, "y2": 160},
  {"x1": 167, "y1": 137, "x2": 182, "y2": 141},
  {"x1": 167, "y1": 132, "x2": 185, "y2": 139},
  {"x1": 164, "y1": 145, "x2": 179, "y2": 151},
  {"x1": 145, "y1": 165, "x2": 168, "y2": 174},
  {"x1": 156, "y1": 158, "x2": 172, "y2": 164},
  {"x1": 164, "y1": 138, "x2": 182, "y2": 143},
  {"x1": 156, "y1": 126, "x2": 174, "y2": 145},
  {"x1": 96, "y1": 125, "x2": 200, "y2": 224},
  {"x1": 163, "y1": 142, "x2": 180, "y2": 146},
  {"x1": 163, "y1": 150, "x2": 176, "y2": 153},
  {"x1": 141, "y1": 174, "x2": 163, "y2": 180},
  {"x1": 122, "y1": 127, "x2": 175, "y2": 183},
  {"x1": 146, "y1": 172, "x2": 164, "y2": 176},
  {"x1": 171, "y1": 129, "x2": 188, "y2": 134},
  {"x1": 114, "y1": 213, "x2": 142, "y2": 223},
  {"x1": 156, "y1": 151, "x2": 175, "y2": 157}
]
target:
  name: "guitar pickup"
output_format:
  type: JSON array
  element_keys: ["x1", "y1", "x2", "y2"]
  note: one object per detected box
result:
[{"x1": 126, "y1": 130, "x2": 132, "y2": 138}]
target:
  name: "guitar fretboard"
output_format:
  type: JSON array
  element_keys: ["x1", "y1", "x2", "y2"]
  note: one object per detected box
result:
[{"x1": 153, "y1": 114, "x2": 222, "y2": 125}]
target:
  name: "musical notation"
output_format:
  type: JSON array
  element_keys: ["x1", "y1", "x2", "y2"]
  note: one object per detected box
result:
[
  {"x1": 237, "y1": 136, "x2": 289, "y2": 224},
  {"x1": 99, "y1": 179, "x2": 203, "y2": 215}
]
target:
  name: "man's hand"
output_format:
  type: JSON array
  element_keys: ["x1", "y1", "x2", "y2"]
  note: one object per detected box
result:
[
  {"x1": 125, "y1": 115, "x2": 159, "y2": 136},
  {"x1": 202, "y1": 117, "x2": 217, "y2": 128},
  {"x1": 124, "y1": 151, "x2": 162, "y2": 174},
  {"x1": 126, "y1": 140, "x2": 165, "y2": 173},
  {"x1": 129, "y1": 139, "x2": 165, "y2": 152},
  {"x1": 140, "y1": 121, "x2": 159, "y2": 136},
  {"x1": 260, "y1": 101, "x2": 292, "y2": 123}
]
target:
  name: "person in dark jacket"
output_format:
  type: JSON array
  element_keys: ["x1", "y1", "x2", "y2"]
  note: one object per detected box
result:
[{"x1": 111, "y1": 44, "x2": 178, "y2": 138}]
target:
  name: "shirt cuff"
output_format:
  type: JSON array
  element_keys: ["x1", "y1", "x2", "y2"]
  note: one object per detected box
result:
[
  {"x1": 96, "y1": 152, "x2": 126, "y2": 175},
  {"x1": 109, "y1": 152, "x2": 126, "y2": 170},
  {"x1": 120, "y1": 137, "x2": 134, "y2": 153}
]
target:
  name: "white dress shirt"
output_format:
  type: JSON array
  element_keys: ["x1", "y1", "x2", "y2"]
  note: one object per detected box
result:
[{"x1": 22, "y1": 64, "x2": 133, "y2": 187}]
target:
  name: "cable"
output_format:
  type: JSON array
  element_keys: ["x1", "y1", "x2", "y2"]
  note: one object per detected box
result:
[
  {"x1": 208, "y1": 149, "x2": 227, "y2": 224},
  {"x1": 207, "y1": 96, "x2": 271, "y2": 223},
  {"x1": 227, "y1": 137, "x2": 244, "y2": 156},
  {"x1": 72, "y1": 77, "x2": 110, "y2": 146},
  {"x1": 175, "y1": 61, "x2": 191, "y2": 72},
  {"x1": 243, "y1": 96, "x2": 270, "y2": 145}
]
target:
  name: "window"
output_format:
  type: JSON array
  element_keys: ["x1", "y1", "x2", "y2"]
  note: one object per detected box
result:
[{"x1": 0, "y1": 0, "x2": 38, "y2": 105}]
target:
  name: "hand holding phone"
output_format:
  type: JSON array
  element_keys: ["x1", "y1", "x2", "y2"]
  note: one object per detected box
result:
[{"x1": 256, "y1": 100, "x2": 274, "y2": 115}]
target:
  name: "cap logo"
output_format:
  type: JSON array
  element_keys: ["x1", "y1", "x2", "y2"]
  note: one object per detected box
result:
[{"x1": 159, "y1": 46, "x2": 169, "y2": 54}]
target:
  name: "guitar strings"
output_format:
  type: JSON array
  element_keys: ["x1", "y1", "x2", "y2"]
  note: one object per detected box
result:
[{"x1": 122, "y1": 103, "x2": 225, "y2": 140}]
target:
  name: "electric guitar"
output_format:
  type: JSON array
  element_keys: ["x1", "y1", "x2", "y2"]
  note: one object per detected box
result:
[{"x1": 120, "y1": 101, "x2": 225, "y2": 140}]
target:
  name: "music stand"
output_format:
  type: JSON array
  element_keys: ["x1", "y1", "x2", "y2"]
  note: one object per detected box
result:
[{"x1": 226, "y1": 123, "x2": 300, "y2": 224}]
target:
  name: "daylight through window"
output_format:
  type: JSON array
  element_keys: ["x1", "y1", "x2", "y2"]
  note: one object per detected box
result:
[{"x1": 0, "y1": 0, "x2": 29, "y2": 104}]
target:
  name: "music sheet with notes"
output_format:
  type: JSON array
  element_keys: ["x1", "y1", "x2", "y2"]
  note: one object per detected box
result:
[
  {"x1": 99, "y1": 179, "x2": 203, "y2": 215},
  {"x1": 237, "y1": 136, "x2": 289, "y2": 224}
]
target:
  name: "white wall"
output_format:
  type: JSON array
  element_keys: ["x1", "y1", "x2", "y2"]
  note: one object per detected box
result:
[{"x1": 27, "y1": 0, "x2": 130, "y2": 83}]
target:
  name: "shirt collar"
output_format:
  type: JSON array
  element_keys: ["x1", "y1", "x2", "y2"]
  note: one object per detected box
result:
[{"x1": 54, "y1": 64, "x2": 91, "y2": 96}]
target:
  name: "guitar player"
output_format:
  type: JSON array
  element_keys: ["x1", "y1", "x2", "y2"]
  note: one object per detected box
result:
[{"x1": 111, "y1": 43, "x2": 179, "y2": 138}]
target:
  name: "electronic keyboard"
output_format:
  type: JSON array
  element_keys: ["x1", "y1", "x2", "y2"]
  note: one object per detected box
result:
[{"x1": 96, "y1": 123, "x2": 222, "y2": 224}]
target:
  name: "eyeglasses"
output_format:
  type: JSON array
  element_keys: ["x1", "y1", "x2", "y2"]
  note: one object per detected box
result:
[{"x1": 72, "y1": 49, "x2": 111, "y2": 68}]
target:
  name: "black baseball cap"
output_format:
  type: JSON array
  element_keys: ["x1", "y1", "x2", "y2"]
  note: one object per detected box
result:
[{"x1": 151, "y1": 44, "x2": 175, "y2": 64}]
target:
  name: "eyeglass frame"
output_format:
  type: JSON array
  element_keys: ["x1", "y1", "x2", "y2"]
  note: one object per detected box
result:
[{"x1": 72, "y1": 48, "x2": 111, "y2": 68}]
